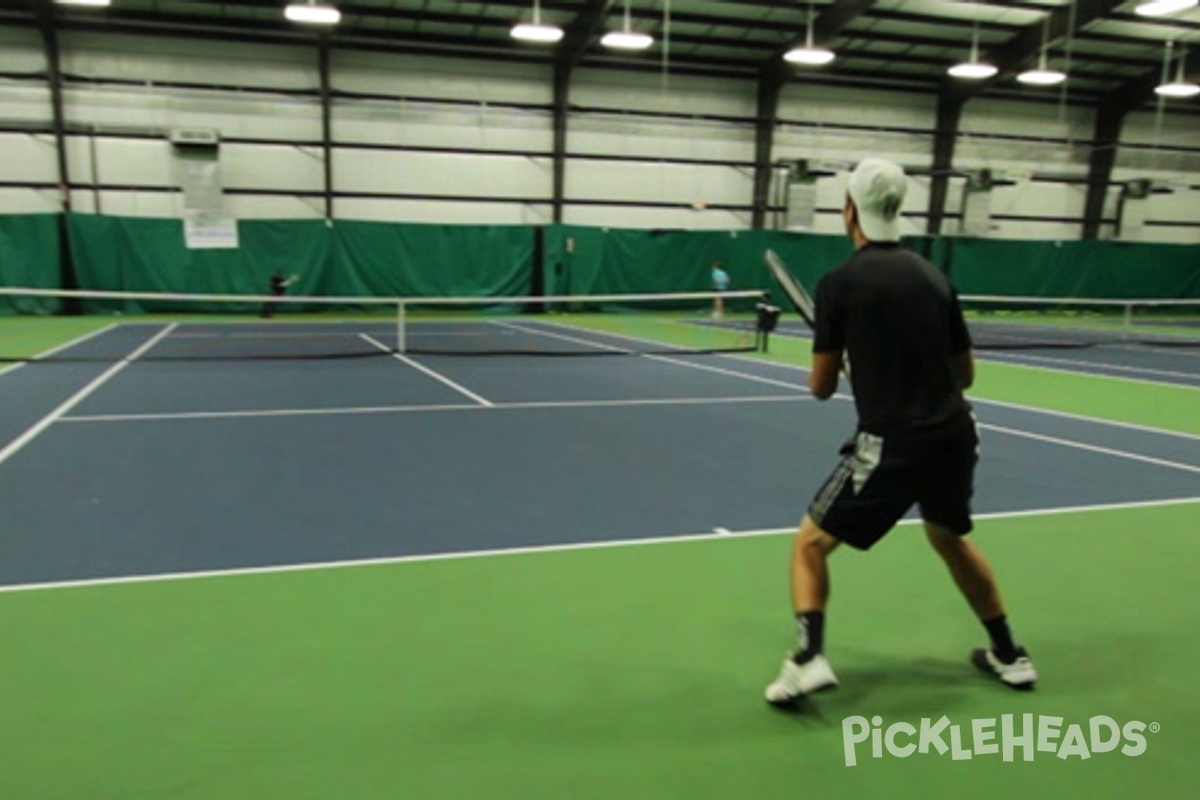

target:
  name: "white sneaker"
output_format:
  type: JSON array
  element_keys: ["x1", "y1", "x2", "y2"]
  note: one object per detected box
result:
[
  {"x1": 764, "y1": 654, "x2": 839, "y2": 705},
  {"x1": 972, "y1": 646, "x2": 1037, "y2": 689}
]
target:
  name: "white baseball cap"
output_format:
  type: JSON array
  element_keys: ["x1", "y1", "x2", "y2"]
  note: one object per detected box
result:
[{"x1": 847, "y1": 159, "x2": 908, "y2": 243}]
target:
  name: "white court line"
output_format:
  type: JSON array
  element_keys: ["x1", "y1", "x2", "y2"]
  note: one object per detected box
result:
[
  {"x1": 978, "y1": 422, "x2": 1200, "y2": 475},
  {"x1": 359, "y1": 333, "x2": 493, "y2": 407},
  {"x1": 0, "y1": 323, "x2": 119, "y2": 379},
  {"x1": 0, "y1": 325, "x2": 176, "y2": 469},
  {"x1": 501, "y1": 319, "x2": 808, "y2": 392},
  {"x1": 60, "y1": 394, "x2": 808, "y2": 424},
  {"x1": 984, "y1": 349, "x2": 1200, "y2": 383},
  {"x1": 976, "y1": 352, "x2": 1200, "y2": 390},
  {"x1": 1, "y1": 494, "x2": 1196, "y2": 596},
  {"x1": 713, "y1": 348, "x2": 1200, "y2": 442}
]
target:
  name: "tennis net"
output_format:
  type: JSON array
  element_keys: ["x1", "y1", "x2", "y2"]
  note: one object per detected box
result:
[
  {"x1": 959, "y1": 295, "x2": 1200, "y2": 350},
  {"x1": 0, "y1": 287, "x2": 770, "y2": 363}
]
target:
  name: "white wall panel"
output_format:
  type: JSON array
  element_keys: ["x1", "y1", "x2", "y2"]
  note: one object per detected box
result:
[
  {"x1": 222, "y1": 144, "x2": 325, "y2": 192},
  {"x1": 59, "y1": 32, "x2": 318, "y2": 90},
  {"x1": 334, "y1": 198, "x2": 553, "y2": 225},
  {"x1": 961, "y1": 100, "x2": 1093, "y2": 143},
  {"x1": 571, "y1": 70, "x2": 755, "y2": 118},
  {"x1": 335, "y1": 151, "x2": 552, "y2": 199},
  {"x1": 0, "y1": 25, "x2": 44, "y2": 71},
  {"x1": 333, "y1": 103, "x2": 554, "y2": 152},
  {"x1": 0, "y1": 189, "x2": 61, "y2": 214},
  {"x1": 0, "y1": 134, "x2": 59, "y2": 181},
  {"x1": 334, "y1": 52, "x2": 553, "y2": 105},
  {"x1": 565, "y1": 160, "x2": 751, "y2": 206},
  {"x1": 993, "y1": 181, "x2": 1086, "y2": 217},
  {"x1": 774, "y1": 124, "x2": 932, "y2": 170},
  {"x1": 779, "y1": 84, "x2": 935, "y2": 129},
  {"x1": 568, "y1": 113, "x2": 754, "y2": 161},
  {"x1": 562, "y1": 206, "x2": 751, "y2": 230},
  {"x1": 0, "y1": 84, "x2": 53, "y2": 124},
  {"x1": 62, "y1": 85, "x2": 322, "y2": 141}
]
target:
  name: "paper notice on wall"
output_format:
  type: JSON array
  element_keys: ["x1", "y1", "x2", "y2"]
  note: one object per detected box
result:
[
  {"x1": 172, "y1": 146, "x2": 238, "y2": 249},
  {"x1": 785, "y1": 179, "x2": 818, "y2": 230},
  {"x1": 1119, "y1": 197, "x2": 1147, "y2": 241},
  {"x1": 961, "y1": 188, "x2": 992, "y2": 237},
  {"x1": 183, "y1": 211, "x2": 239, "y2": 249}
]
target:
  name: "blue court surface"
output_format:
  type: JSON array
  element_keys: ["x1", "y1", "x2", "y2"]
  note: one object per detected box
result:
[{"x1": 1, "y1": 321, "x2": 1198, "y2": 590}]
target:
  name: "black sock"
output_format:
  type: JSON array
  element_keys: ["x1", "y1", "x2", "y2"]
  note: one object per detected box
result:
[
  {"x1": 983, "y1": 615, "x2": 1018, "y2": 662},
  {"x1": 792, "y1": 611, "x2": 825, "y2": 664}
]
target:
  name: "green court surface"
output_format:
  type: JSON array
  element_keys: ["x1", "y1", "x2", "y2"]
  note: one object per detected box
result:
[
  {"x1": 1, "y1": 314, "x2": 1198, "y2": 799},
  {"x1": 1, "y1": 502, "x2": 1198, "y2": 800}
]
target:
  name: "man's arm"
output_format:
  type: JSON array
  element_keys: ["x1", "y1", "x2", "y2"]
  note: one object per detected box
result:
[{"x1": 809, "y1": 350, "x2": 843, "y2": 400}]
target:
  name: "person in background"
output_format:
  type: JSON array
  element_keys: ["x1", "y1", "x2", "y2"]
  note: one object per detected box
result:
[
  {"x1": 764, "y1": 158, "x2": 1037, "y2": 707},
  {"x1": 711, "y1": 261, "x2": 731, "y2": 319},
  {"x1": 261, "y1": 269, "x2": 296, "y2": 319}
]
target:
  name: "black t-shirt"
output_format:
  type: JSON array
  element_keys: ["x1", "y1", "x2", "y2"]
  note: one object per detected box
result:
[{"x1": 813, "y1": 243, "x2": 973, "y2": 437}]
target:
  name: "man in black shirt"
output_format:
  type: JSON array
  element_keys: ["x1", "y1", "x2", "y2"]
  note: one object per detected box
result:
[{"x1": 765, "y1": 159, "x2": 1036, "y2": 706}]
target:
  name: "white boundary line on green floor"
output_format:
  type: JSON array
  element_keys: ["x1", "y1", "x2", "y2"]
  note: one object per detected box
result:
[{"x1": 1, "y1": 495, "x2": 1197, "y2": 597}]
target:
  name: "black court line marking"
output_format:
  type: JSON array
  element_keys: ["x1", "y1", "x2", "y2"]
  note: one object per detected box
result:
[
  {"x1": 1, "y1": 495, "x2": 1196, "y2": 595},
  {"x1": 359, "y1": 333, "x2": 493, "y2": 406},
  {"x1": 0, "y1": 324, "x2": 176, "y2": 468}
]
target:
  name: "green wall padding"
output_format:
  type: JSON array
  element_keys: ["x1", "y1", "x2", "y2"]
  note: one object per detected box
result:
[
  {"x1": 0, "y1": 215, "x2": 62, "y2": 314},
  {"x1": 945, "y1": 238, "x2": 1200, "y2": 298},
  {"x1": 64, "y1": 215, "x2": 532, "y2": 313},
  {"x1": 1, "y1": 214, "x2": 1197, "y2": 313}
]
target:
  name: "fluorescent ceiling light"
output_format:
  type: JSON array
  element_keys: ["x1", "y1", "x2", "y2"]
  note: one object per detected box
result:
[
  {"x1": 1156, "y1": 43, "x2": 1200, "y2": 98},
  {"x1": 1135, "y1": 0, "x2": 1198, "y2": 17},
  {"x1": 949, "y1": 61, "x2": 998, "y2": 79},
  {"x1": 1155, "y1": 80, "x2": 1200, "y2": 97},
  {"x1": 601, "y1": 31, "x2": 654, "y2": 50},
  {"x1": 784, "y1": 46, "x2": 836, "y2": 66},
  {"x1": 785, "y1": 2, "x2": 835, "y2": 67},
  {"x1": 948, "y1": 20, "x2": 996, "y2": 80},
  {"x1": 511, "y1": 23, "x2": 564, "y2": 43},
  {"x1": 512, "y1": 0, "x2": 563, "y2": 44},
  {"x1": 1017, "y1": 68, "x2": 1067, "y2": 86},
  {"x1": 54, "y1": 0, "x2": 112, "y2": 6},
  {"x1": 601, "y1": 1, "x2": 653, "y2": 50},
  {"x1": 285, "y1": 2, "x2": 341, "y2": 25}
]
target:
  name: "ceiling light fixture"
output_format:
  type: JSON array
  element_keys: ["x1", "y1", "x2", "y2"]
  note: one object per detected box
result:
[
  {"x1": 1017, "y1": 15, "x2": 1066, "y2": 86},
  {"x1": 948, "y1": 18, "x2": 997, "y2": 80},
  {"x1": 1155, "y1": 42, "x2": 1200, "y2": 98},
  {"x1": 601, "y1": 0, "x2": 654, "y2": 50},
  {"x1": 784, "y1": 2, "x2": 835, "y2": 66},
  {"x1": 511, "y1": 0, "x2": 564, "y2": 44},
  {"x1": 1134, "y1": 0, "x2": 1198, "y2": 17},
  {"x1": 284, "y1": 1, "x2": 341, "y2": 26},
  {"x1": 54, "y1": 0, "x2": 112, "y2": 6}
]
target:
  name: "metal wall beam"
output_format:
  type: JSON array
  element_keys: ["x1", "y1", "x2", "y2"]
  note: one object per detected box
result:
[
  {"x1": 927, "y1": 93, "x2": 964, "y2": 235},
  {"x1": 318, "y1": 36, "x2": 334, "y2": 222}
]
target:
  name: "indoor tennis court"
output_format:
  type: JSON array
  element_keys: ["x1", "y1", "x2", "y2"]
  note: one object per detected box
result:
[
  {"x1": 4, "y1": 1, "x2": 1200, "y2": 798},
  {"x1": 1, "y1": 308, "x2": 1198, "y2": 799}
]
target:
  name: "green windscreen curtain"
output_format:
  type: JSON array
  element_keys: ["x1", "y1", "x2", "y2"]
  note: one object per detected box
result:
[
  {"x1": 65, "y1": 215, "x2": 532, "y2": 312},
  {"x1": 331, "y1": 221, "x2": 532, "y2": 303},
  {"x1": 541, "y1": 226, "x2": 854, "y2": 309},
  {"x1": 0, "y1": 214, "x2": 62, "y2": 314},
  {"x1": 2, "y1": 214, "x2": 1198, "y2": 311},
  {"x1": 945, "y1": 238, "x2": 1200, "y2": 298}
]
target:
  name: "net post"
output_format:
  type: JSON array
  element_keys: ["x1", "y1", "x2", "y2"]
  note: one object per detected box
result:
[
  {"x1": 1122, "y1": 302, "x2": 1132, "y2": 342},
  {"x1": 396, "y1": 301, "x2": 406, "y2": 354}
]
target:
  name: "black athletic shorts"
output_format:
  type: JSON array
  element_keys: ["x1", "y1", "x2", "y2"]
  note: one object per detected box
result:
[{"x1": 807, "y1": 414, "x2": 979, "y2": 550}]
